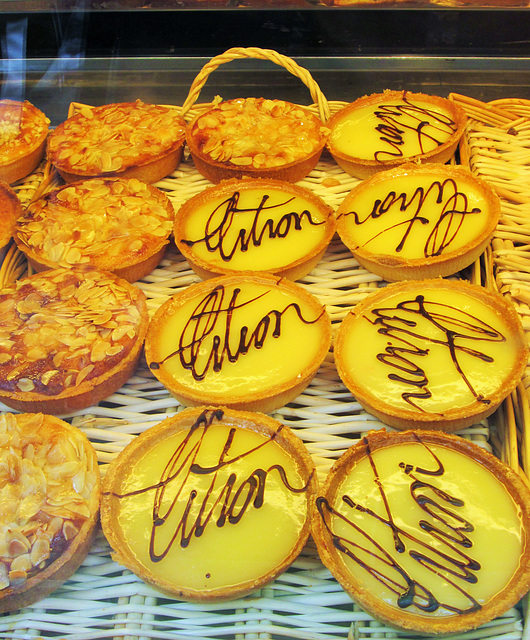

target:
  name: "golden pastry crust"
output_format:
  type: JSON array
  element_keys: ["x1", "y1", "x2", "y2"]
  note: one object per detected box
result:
[
  {"x1": 101, "y1": 405, "x2": 318, "y2": 602},
  {"x1": 327, "y1": 90, "x2": 467, "y2": 179},
  {"x1": 0, "y1": 412, "x2": 100, "y2": 613},
  {"x1": 0, "y1": 267, "x2": 149, "y2": 414},
  {"x1": 174, "y1": 177, "x2": 336, "y2": 280},
  {"x1": 186, "y1": 98, "x2": 329, "y2": 183},
  {"x1": 0, "y1": 180, "x2": 22, "y2": 252},
  {"x1": 15, "y1": 177, "x2": 175, "y2": 282},
  {"x1": 334, "y1": 279, "x2": 528, "y2": 432},
  {"x1": 313, "y1": 428, "x2": 530, "y2": 635},
  {"x1": 145, "y1": 273, "x2": 332, "y2": 412},
  {"x1": 47, "y1": 100, "x2": 186, "y2": 184},
  {"x1": 0, "y1": 100, "x2": 49, "y2": 184},
  {"x1": 336, "y1": 163, "x2": 501, "y2": 281}
]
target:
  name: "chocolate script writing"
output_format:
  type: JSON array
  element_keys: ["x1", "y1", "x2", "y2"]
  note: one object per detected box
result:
[
  {"x1": 343, "y1": 177, "x2": 481, "y2": 257},
  {"x1": 368, "y1": 294, "x2": 505, "y2": 411},
  {"x1": 372, "y1": 94, "x2": 458, "y2": 162},
  {"x1": 150, "y1": 284, "x2": 324, "y2": 381},
  {"x1": 108, "y1": 409, "x2": 312, "y2": 561},
  {"x1": 316, "y1": 434, "x2": 481, "y2": 615},
  {"x1": 181, "y1": 191, "x2": 325, "y2": 262}
]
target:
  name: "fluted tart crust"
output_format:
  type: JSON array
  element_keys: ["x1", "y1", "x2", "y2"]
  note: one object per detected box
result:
[
  {"x1": 313, "y1": 428, "x2": 530, "y2": 635},
  {"x1": 101, "y1": 406, "x2": 317, "y2": 602}
]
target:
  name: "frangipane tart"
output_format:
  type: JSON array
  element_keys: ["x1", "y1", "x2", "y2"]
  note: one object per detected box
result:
[
  {"x1": 313, "y1": 429, "x2": 530, "y2": 635},
  {"x1": 174, "y1": 177, "x2": 335, "y2": 280},
  {"x1": 101, "y1": 406, "x2": 317, "y2": 602},
  {"x1": 145, "y1": 273, "x2": 331, "y2": 412},
  {"x1": 334, "y1": 279, "x2": 527, "y2": 432},
  {"x1": 327, "y1": 90, "x2": 467, "y2": 179},
  {"x1": 0, "y1": 412, "x2": 100, "y2": 613},
  {"x1": 186, "y1": 97, "x2": 329, "y2": 184},
  {"x1": 47, "y1": 100, "x2": 186, "y2": 184},
  {"x1": 0, "y1": 99, "x2": 50, "y2": 184},
  {"x1": 0, "y1": 180, "x2": 22, "y2": 253},
  {"x1": 336, "y1": 163, "x2": 500, "y2": 281},
  {"x1": 0, "y1": 266, "x2": 149, "y2": 414},
  {"x1": 15, "y1": 177, "x2": 175, "y2": 282}
]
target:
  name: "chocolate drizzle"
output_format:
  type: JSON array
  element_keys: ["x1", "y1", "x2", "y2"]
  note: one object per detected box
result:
[
  {"x1": 181, "y1": 191, "x2": 325, "y2": 262},
  {"x1": 316, "y1": 434, "x2": 482, "y2": 615},
  {"x1": 108, "y1": 408, "x2": 313, "y2": 561},
  {"x1": 343, "y1": 178, "x2": 481, "y2": 257},
  {"x1": 371, "y1": 94, "x2": 458, "y2": 162},
  {"x1": 367, "y1": 294, "x2": 505, "y2": 411},
  {"x1": 150, "y1": 283, "x2": 325, "y2": 381}
]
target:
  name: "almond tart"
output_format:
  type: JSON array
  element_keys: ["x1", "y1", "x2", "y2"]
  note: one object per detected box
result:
[
  {"x1": 174, "y1": 177, "x2": 335, "y2": 280},
  {"x1": 0, "y1": 412, "x2": 100, "y2": 613},
  {"x1": 101, "y1": 405, "x2": 317, "y2": 602},
  {"x1": 15, "y1": 177, "x2": 175, "y2": 282},
  {"x1": 334, "y1": 279, "x2": 527, "y2": 432},
  {"x1": 0, "y1": 179, "x2": 22, "y2": 253},
  {"x1": 313, "y1": 428, "x2": 530, "y2": 635},
  {"x1": 0, "y1": 266, "x2": 149, "y2": 415},
  {"x1": 186, "y1": 97, "x2": 329, "y2": 183},
  {"x1": 145, "y1": 273, "x2": 331, "y2": 413},
  {"x1": 336, "y1": 163, "x2": 500, "y2": 281},
  {"x1": 327, "y1": 90, "x2": 467, "y2": 179},
  {"x1": 0, "y1": 99, "x2": 50, "y2": 184},
  {"x1": 47, "y1": 100, "x2": 186, "y2": 184}
]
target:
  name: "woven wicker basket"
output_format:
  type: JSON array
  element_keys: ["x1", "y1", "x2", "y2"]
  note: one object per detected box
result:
[{"x1": 0, "y1": 50, "x2": 528, "y2": 640}]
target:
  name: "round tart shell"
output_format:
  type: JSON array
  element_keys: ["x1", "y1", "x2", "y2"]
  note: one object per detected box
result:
[
  {"x1": 336, "y1": 163, "x2": 501, "y2": 281},
  {"x1": 101, "y1": 405, "x2": 318, "y2": 602},
  {"x1": 174, "y1": 177, "x2": 336, "y2": 280},
  {"x1": 0, "y1": 100, "x2": 49, "y2": 185},
  {"x1": 327, "y1": 91, "x2": 467, "y2": 180},
  {"x1": 186, "y1": 100, "x2": 327, "y2": 184},
  {"x1": 145, "y1": 273, "x2": 332, "y2": 413},
  {"x1": 312, "y1": 428, "x2": 530, "y2": 635},
  {"x1": 47, "y1": 102, "x2": 186, "y2": 184},
  {"x1": 0, "y1": 413, "x2": 100, "y2": 613},
  {"x1": 0, "y1": 268, "x2": 149, "y2": 415},
  {"x1": 334, "y1": 279, "x2": 528, "y2": 432},
  {"x1": 14, "y1": 178, "x2": 175, "y2": 283},
  {"x1": 0, "y1": 180, "x2": 22, "y2": 252}
]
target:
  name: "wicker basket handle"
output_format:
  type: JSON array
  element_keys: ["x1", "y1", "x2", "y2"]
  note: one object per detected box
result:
[{"x1": 180, "y1": 47, "x2": 331, "y2": 122}]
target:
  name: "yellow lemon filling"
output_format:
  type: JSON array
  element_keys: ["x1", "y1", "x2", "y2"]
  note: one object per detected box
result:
[
  {"x1": 338, "y1": 285, "x2": 521, "y2": 414},
  {"x1": 149, "y1": 278, "x2": 328, "y2": 399},
  {"x1": 338, "y1": 171, "x2": 493, "y2": 260},
  {"x1": 319, "y1": 439, "x2": 523, "y2": 617},
  {"x1": 330, "y1": 98, "x2": 458, "y2": 162},
  {"x1": 109, "y1": 414, "x2": 310, "y2": 591},
  {"x1": 179, "y1": 186, "x2": 330, "y2": 273}
]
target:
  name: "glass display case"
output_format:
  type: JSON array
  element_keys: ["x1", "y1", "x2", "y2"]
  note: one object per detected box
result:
[{"x1": 0, "y1": 4, "x2": 529, "y2": 640}]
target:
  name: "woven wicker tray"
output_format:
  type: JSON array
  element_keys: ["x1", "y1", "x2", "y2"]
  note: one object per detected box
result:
[{"x1": 0, "y1": 49, "x2": 529, "y2": 639}]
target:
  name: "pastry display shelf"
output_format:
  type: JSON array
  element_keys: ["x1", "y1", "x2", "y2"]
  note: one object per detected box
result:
[
  {"x1": 0, "y1": 90, "x2": 529, "y2": 638},
  {"x1": 0, "y1": 45, "x2": 529, "y2": 637}
]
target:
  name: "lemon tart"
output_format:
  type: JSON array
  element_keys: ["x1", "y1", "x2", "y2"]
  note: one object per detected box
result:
[
  {"x1": 101, "y1": 406, "x2": 317, "y2": 602},
  {"x1": 0, "y1": 99, "x2": 49, "y2": 184},
  {"x1": 0, "y1": 412, "x2": 100, "y2": 613},
  {"x1": 313, "y1": 428, "x2": 530, "y2": 634},
  {"x1": 15, "y1": 177, "x2": 175, "y2": 282},
  {"x1": 327, "y1": 91, "x2": 467, "y2": 179},
  {"x1": 145, "y1": 274, "x2": 331, "y2": 412},
  {"x1": 0, "y1": 267, "x2": 149, "y2": 414},
  {"x1": 336, "y1": 164, "x2": 500, "y2": 281},
  {"x1": 175, "y1": 177, "x2": 335, "y2": 280},
  {"x1": 186, "y1": 98, "x2": 329, "y2": 183},
  {"x1": 47, "y1": 100, "x2": 186, "y2": 184},
  {"x1": 334, "y1": 279, "x2": 527, "y2": 431}
]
